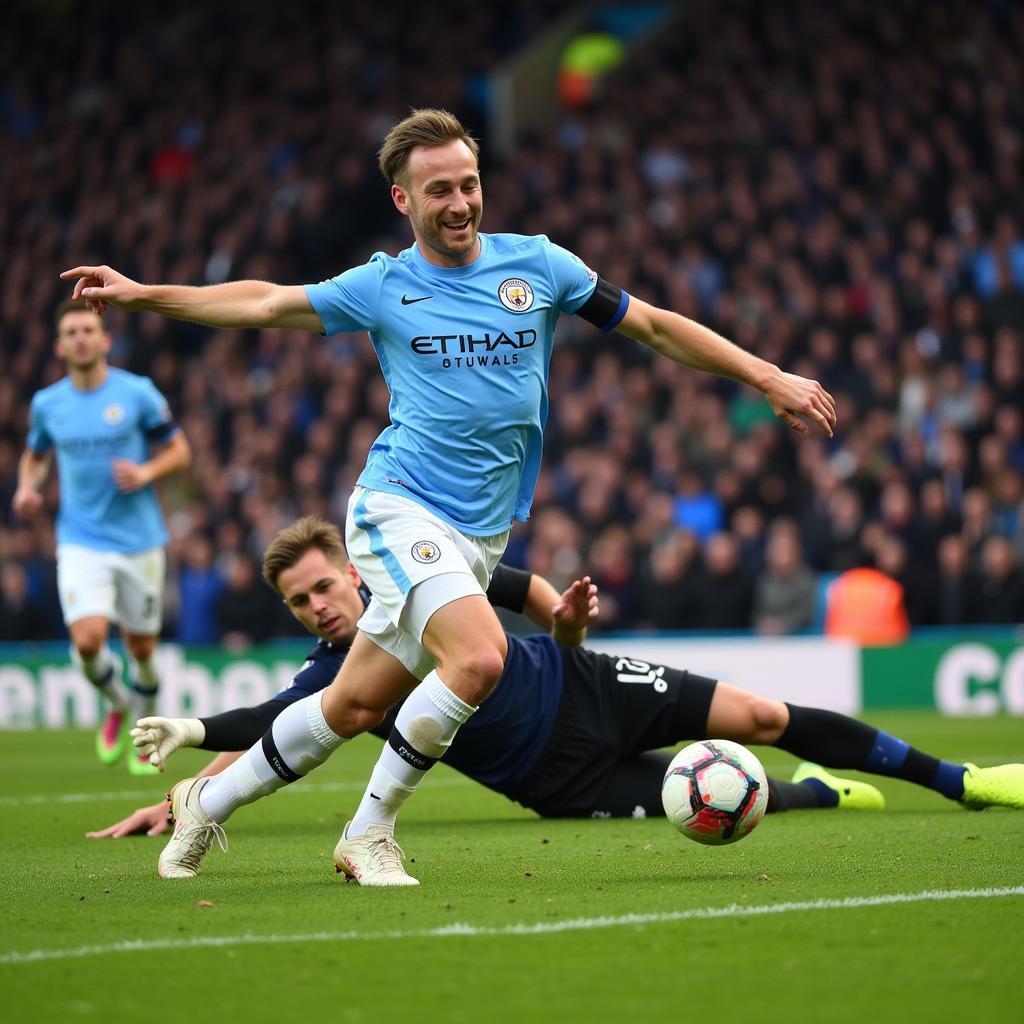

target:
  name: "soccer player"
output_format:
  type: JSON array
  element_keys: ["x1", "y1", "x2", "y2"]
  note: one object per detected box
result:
[
  {"x1": 12, "y1": 299, "x2": 191, "y2": 774},
  {"x1": 88, "y1": 517, "x2": 1024, "y2": 856},
  {"x1": 62, "y1": 108, "x2": 837, "y2": 884}
]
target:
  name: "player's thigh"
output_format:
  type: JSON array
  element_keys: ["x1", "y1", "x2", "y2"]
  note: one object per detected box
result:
[
  {"x1": 345, "y1": 486, "x2": 507, "y2": 638},
  {"x1": 565, "y1": 647, "x2": 719, "y2": 754},
  {"x1": 57, "y1": 544, "x2": 117, "y2": 631},
  {"x1": 420, "y1": 593, "x2": 507, "y2": 674},
  {"x1": 320, "y1": 630, "x2": 421, "y2": 736},
  {"x1": 113, "y1": 548, "x2": 165, "y2": 636},
  {"x1": 705, "y1": 682, "x2": 788, "y2": 743}
]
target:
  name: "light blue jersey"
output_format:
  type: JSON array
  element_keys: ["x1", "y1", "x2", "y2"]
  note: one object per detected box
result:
[
  {"x1": 305, "y1": 233, "x2": 602, "y2": 535},
  {"x1": 27, "y1": 368, "x2": 177, "y2": 553}
]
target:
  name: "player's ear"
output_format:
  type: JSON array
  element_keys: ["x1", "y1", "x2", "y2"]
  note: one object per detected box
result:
[{"x1": 391, "y1": 182, "x2": 410, "y2": 215}]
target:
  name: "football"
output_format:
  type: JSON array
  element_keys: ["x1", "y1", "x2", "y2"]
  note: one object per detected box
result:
[{"x1": 662, "y1": 739, "x2": 769, "y2": 845}]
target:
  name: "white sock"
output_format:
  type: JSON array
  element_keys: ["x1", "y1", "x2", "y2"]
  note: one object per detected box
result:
[
  {"x1": 199, "y1": 693, "x2": 344, "y2": 823},
  {"x1": 349, "y1": 670, "x2": 476, "y2": 836},
  {"x1": 72, "y1": 645, "x2": 128, "y2": 712},
  {"x1": 127, "y1": 654, "x2": 160, "y2": 718}
]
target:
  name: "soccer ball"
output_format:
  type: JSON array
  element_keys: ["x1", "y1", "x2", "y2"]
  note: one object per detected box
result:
[{"x1": 662, "y1": 739, "x2": 769, "y2": 846}]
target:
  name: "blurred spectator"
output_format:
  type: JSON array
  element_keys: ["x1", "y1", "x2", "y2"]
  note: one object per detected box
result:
[
  {"x1": 933, "y1": 535, "x2": 982, "y2": 627},
  {"x1": 690, "y1": 533, "x2": 753, "y2": 630},
  {"x1": 177, "y1": 534, "x2": 224, "y2": 645},
  {"x1": 0, "y1": 562, "x2": 49, "y2": 641},
  {"x1": 975, "y1": 536, "x2": 1024, "y2": 624},
  {"x1": 214, "y1": 554, "x2": 281, "y2": 651},
  {"x1": 637, "y1": 529, "x2": 700, "y2": 630},
  {"x1": 752, "y1": 522, "x2": 816, "y2": 635}
]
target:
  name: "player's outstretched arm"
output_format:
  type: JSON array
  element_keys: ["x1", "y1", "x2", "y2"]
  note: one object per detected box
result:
[
  {"x1": 58, "y1": 265, "x2": 323, "y2": 332},
  {"x1": 616, "y1": 297, "x2": 836, "y2": 437}
]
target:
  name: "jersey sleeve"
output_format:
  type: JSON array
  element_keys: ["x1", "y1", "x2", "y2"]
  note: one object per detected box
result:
[
  {"x1": 137, "y1": 377, "x2": 178, "y2": 443},
  {"x1": 543, "y1": 239, "x2": 630, "y2": 331},
  {"x1": 26, "y1": 395, "x2": 52, "y2": 454},
  {"x1": 303, "y1": 258, "x2": 385, "y2": 337},
  {"x1": 542, "y1": 240, "x2": 599, "y2": 315}
]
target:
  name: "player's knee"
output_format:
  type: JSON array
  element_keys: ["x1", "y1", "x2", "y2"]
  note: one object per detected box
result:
[
  {"x1": 452, "y1": 647, "x2": 506, "y2": 704},
  {"x1": 750, "y1": 698, "x2": 788, "y2": 742},
  {"x1": 73, "y1": 633, "x2": 105, "y2": 660},
  {"x1": 125, "y1": 636, "x2": 156, "y2": 661},
  {"x1": 328, "y1": 701, "x2": 386, "y2": 739}
]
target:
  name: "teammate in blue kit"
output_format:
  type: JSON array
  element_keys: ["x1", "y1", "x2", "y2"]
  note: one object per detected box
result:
[
  {"x1": 89, "y1": 517, "x2": 1024, "y2": 851},
  {"x1": 13, "y1": 299, "x2": 191, "y2": 773},
  {"x1": 63, "y1": 108, "x2": 837, "y2": 884}
]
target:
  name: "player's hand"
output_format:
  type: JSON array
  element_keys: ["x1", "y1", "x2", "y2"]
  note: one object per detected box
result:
[
  {"x1": 59, "y1": 264, "x2": 145, "y2": 316},
  {"x1": 552, "y1": 576, "x2": 599, "y2": 645},
  {"x1": 11, "y1": 486, "x2": 44, "y2": 520},
  {"x1": 112, "y1": 458, "x2": 152, "y2": 492},
  {"x1": 85, "y1": 801, "x2": 170, "y2": 838},
  {"x1": 761, "y1": 371, "x2": 836, "y2": 437},
  {"x1": 130, "y1": 716, "x2": 205, "y2": 770}
]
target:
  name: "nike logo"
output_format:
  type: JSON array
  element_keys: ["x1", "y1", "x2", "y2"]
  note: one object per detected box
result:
[
  {"x1": 370, "y1": 793, "x2": 381, "y2": 800},
  {"x1": 401, "y1": 294, "x2": 432, "y2": 305}
]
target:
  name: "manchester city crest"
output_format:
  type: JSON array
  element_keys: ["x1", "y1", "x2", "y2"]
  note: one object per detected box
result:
[
  {"x1": 411, "y1": 540, "x2": 441, "y2": 564},
  {"x1": 498, "y1": 278, "x2": 535, "y2": 313}
]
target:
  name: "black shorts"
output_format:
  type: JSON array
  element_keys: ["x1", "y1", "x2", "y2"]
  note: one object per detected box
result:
[{"x1": 507, "y1": 645, "x2": 718, "y2": 818}]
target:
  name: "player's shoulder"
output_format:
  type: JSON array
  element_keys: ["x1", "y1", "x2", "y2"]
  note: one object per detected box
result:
[
  {"x1": 308, "y1": 638, "x2": 347, "y2": 668},
  {"x1": 31, "y1": 377, "x2": 73, "y2": 406},
  {"x1": 106, "y1": 367, "x2": 153, "y2": 391},
  {"x1": 483, "y1": 232, "x2": 556, "y2": 257}
]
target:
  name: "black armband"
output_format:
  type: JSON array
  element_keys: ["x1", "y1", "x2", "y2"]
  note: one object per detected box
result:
[
  {"x1": 486, "y1": 563, "x2": 532, "y2": 614},
  {"x1": 200, "y1": 700, "x2": 285, "y2": 751},
  {"x1": 145, "y1": 421, "x2": 180, "y2": 443},
  {"x1": 575, "y1": 276, "x2": 629, "y2": 332}
]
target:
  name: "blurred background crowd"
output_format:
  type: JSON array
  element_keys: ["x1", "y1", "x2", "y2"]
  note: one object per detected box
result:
[{"x1": 2, "y1": 0, "x2": 1023, "y2": 642}]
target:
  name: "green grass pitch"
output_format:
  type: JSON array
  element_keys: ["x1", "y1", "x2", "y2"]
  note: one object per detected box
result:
[{"x1": 1, "y1": 712, "x2": 1021, "y2": 1024}]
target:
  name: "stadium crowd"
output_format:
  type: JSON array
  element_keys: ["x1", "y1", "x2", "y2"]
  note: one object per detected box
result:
[{"x1": 2, "y1": 0, "x2": 1023, "y2": 640}]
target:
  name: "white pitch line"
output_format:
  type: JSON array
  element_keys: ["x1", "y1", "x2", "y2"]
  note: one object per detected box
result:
[
  {"x1": 2, "y1": 886, "x2": 1021, "y2": 965},
  {"x1": 0, "y1": 777, "x2": 473, "y2": 808}
]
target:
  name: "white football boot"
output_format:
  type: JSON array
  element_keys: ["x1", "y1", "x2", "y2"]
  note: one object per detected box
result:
[
  {"x1": 333, "y1": 821, "x2": 419, "y2": 886},
  {"x1": 157, "y1": 778, "x2": 228, "y2": 879}
]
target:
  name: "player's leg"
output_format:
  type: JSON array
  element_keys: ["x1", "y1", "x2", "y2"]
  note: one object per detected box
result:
[
  {"x1": 58, "y1": 544, "x2": 131, "y2": 764},
  {"x1": 117, "y1": 546, "x2": 165, "y2": 719},
  {"x1": 335, "y1": 488, "x2": 508, "y2": 884},
  {"x1": 157, "y1": 633, "x2": 416, "y2": 879},
  {"x1": 345, "y1": 592, "x2": 507, "y2": 838},
  {"x1": 707, "y1": 684, "x2": 1024, "y2": 810},
  {"x1": 566, "y1": 650, "x2": 879, "y2": 811}
]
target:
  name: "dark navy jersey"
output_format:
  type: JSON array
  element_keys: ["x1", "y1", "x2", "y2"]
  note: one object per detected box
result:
[{"x1": 270, "y1": 630, "x2": 564, "y2": 795}]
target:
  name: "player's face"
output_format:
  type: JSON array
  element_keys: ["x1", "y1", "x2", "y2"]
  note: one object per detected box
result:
[
  {"x1": 55, "y1": 310, "x2": 111, "y2": 371},
  {"x1": 276, "y1": 548, "x2": 365, "y2": 646},
  {"x1": 394, "y1": 139, "x2": 483, "y2": 266}
]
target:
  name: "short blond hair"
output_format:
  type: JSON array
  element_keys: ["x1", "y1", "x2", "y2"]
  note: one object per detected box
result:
[
  {"x1": 377, "y1": 108, "x2": 480, "y2": 187},
  {"x1": 262, "y1": 516, "x2": 348, "y2": 592}
]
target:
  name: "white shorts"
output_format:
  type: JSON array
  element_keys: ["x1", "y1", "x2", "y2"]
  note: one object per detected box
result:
[
  {"x1": 56, "y1": 544, "x2": 166, "y2": 635},
  {"x1": 346, "y1": 487, "x2": 509, "y2": 678}
]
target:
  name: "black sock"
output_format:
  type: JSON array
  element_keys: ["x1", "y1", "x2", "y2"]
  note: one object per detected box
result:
[
  {"x1": 766, "y1": 776, "x2": 838, "y2": 813},
  {"x1": 777, "y1": 705, "x2": 965, "y2": 801}
]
